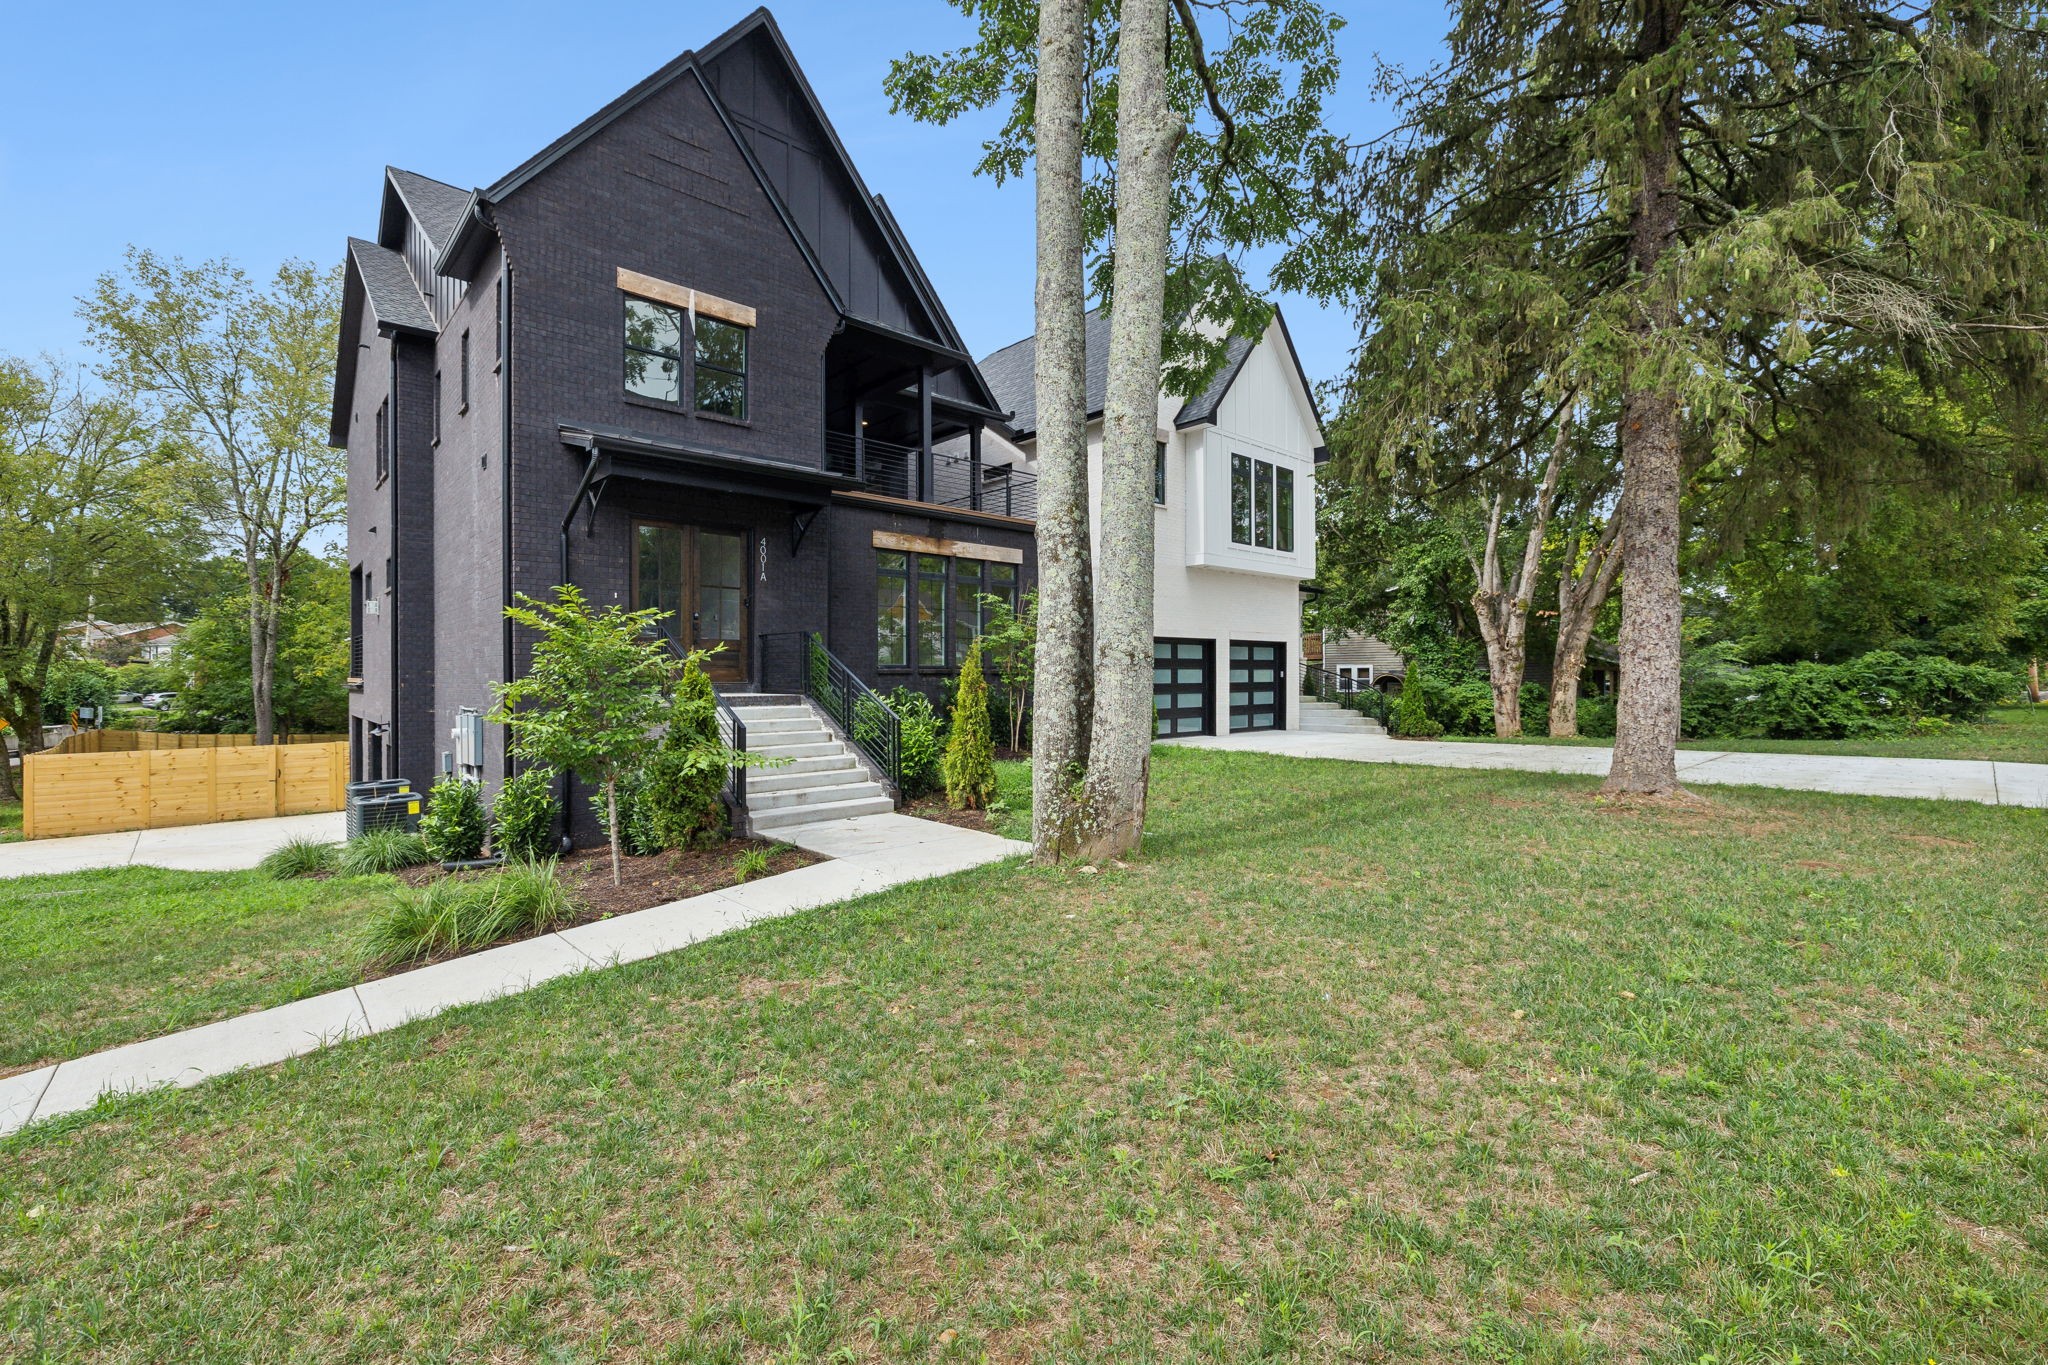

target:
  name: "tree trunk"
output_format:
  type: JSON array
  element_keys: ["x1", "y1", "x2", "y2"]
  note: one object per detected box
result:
[
  {"x1": 1548, "y1": 517, "x2": 1623, "y2": 738},
  {"x1": 1029, "y1": 0, "x2": 1096, "y2": 863},
  {"x1": 248, "y1": 562, "x2": 281, "y2": 746},
  {"x1": 1605, "y1": 4, "x2": 1686, "y2": 795},
  {"x1": 605, "y1": 774, "x2": 622, "y2": 886},
  {"x1": 1075, "y1": 0, "x2": 1180, "y2": 863},
  {"x1": 1468, "y1": 414, "x2": 1568, "y2": 738},
  {"x1": 2029, "y1": 657, "x2": 2041, "y2": 704}
]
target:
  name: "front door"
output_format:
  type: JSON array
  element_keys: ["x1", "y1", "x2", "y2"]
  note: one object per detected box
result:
[{"x1": 634, "y1": 522, "x2": 749, "y2": 682}]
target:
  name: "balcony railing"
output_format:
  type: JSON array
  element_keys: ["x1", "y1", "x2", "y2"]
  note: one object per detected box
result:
[{"x1": 825, "y1": 430, "x2": 1036, "y2": 521}]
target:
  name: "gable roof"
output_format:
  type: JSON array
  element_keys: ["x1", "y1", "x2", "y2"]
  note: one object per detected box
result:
[
  {"x1": 979, "y1": 309, "x2": 1321, "y2": 442},
  {"x1": 384, "y1": 168, "x2": 471, "y2": 253},
  {"x1": 330, "y1": 238, "x2": 438, "y2": 446}
]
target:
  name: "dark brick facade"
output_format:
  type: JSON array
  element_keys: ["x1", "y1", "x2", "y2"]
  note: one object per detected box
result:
[{"x1": 339, "y1": 12, "x2": 1033, "y2": 827}]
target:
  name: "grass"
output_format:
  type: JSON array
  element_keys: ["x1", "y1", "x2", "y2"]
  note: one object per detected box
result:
[
  {"x1": 5, "y1": 748, "x2": 2045, "y2": 1360},
  {"x1": 0, "y1": 867, "x2": 387, "y2": 1072},
  {"x1": 336, "y1": 829, "x2": 431, "y2": 876},
  {"x1": 259, "y1": 836, "x2": 340, "y2": 880},
  {"x1": 360, "y1": 860, "x2": 576, "y2": 969},
  {"x1": 1439, "y1": 702, "x2": 2048, "y2": 763},
  {"x1": 0, "y1": 794, "x2": 19, "y2": 844}
]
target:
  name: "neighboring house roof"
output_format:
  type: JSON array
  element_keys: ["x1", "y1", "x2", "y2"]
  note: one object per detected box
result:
[
  {"x1": 385, "y1": 167, "x2": 472, "y2": 254},
  {"x1": 979, "y1": 306, "x2": 1321, "y2": 444}
]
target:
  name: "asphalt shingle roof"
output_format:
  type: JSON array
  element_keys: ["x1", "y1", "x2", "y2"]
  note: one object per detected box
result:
[
  {"x1": 978, "y1": 310, "x2": 1257, "y2": 439},
  {"x1": 387, "y1": 167, "x2": 472, "y2": 252},
  {"x1": 348, "y1": 238, "x2": 437, "y2": 334}
]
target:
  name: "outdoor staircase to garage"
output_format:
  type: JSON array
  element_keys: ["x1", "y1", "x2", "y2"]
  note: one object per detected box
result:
[
  {"x1": 1297, "y1": 697, "x2": 1386, "y2": 736},
  {"x1": 726, "y1": 697, "x2": 897, "y2": 833}
]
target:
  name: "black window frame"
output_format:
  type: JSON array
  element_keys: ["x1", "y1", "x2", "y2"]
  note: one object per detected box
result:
[
  {"x1": 1154, "y1": 440, "x2": 1168, "y2": 506},
  {"x1": 1230, "y1": 453, "x2": 1295, "y2": 551},
  {"x1": 623, "y1": 294, "x2": 686, "y2": 404},
  {"x1": 1230, "y1": 453, "x2": 1252, "y2": 544},
  {"x1": 432, "y1": 370, "x2": 442, "y2": 445},
  {"x1": 459, "y1": 330, "x2": 470, "y2": 412},
  {"x1": 374, "y1": 398, "x2": 389, "y2": 485},
  {"x1": 494, "y1": 277, "x2": 503, "y2": 363},
  {"x1": 877, "y1": 550, "x2": 1022, "y2": 672},
  {"x1": 1153, "y1": 638, "x2": 1215, "y2": 738},
  {"x1": 693, "y1": 314, "x2": 750, "y2": 422},
  {"x1": 876, "y1": 550, "x2": 911, "y2": 668}
]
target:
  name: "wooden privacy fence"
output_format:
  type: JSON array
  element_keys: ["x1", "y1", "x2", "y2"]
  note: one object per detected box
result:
[
  {"x1": 39, "y1": 730, "x2": 345, "y2": 757},
  {"x1": 21, "y1": 742, "x2": 348, "y2": 840}
]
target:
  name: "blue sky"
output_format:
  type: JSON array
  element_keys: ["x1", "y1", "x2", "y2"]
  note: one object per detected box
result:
[{"x1": 0, "y1": 2, "x2": 1447, "y2": 389}]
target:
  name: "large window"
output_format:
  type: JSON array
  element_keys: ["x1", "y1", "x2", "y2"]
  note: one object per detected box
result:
[
  {"x1": 694, "y1": 316, "x2": 748, "y2": 420},
  {"x1": 1154, "y1": 440, "x2": 1169, "y2": 506},
  {"x1": 878, "y1": 551, "x2": 1019, "y2": 670},
  {"x1": 459, "y1": 330, "x2": 470, "y2": 411},
  {"x1": 1230, "y1": 454, "x2": 1295, "y2": 551},
  {"x1": 624, "y1": 296, "x2": 684, "y2": 402}
]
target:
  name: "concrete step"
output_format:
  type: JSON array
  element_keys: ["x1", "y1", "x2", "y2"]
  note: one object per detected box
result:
[
  {"x1": 1302, "y1": 720, "x2": 1384, "y2": 734},
  {"x1": 749, "y1": 792, "x2": 897, "y2": 830},
  {"x1": 731, "y1": 704, "x2": 813, "y2": 723},
  {"x1": 749, "y1": 779, "x2": 890, "y2": 813},
  {"x1": 749, "y1": 752, "x2": 862, "y2": 780},
  {"x1": 746, "y1": 763, "x2": 866, "y2": 794},
  {"x1": 751, "y1": 739, "x2": 843, "y2": 761},
  {"x1": 740, "y1": 715, "x2": 820, "y2": 736}
]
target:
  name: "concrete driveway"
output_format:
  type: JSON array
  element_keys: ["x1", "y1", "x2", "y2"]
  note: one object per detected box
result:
[
  {"x1": 0, "y1": 811, "x2": 348, "y2": 880},
  {"x1": 1170, "y1": 731, "x2": 2048, "y2": 808}
]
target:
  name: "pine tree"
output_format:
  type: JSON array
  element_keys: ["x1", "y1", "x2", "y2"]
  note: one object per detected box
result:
[
  {"x1": 1293, "y1": 2, "x2": 2048, "y2": 794},
  {"x1": 944, "y1": 641, "x2": 998, "y2": 810}
]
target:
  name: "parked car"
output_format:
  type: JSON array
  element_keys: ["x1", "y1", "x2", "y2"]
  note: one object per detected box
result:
[
  {"x1": 113, "y1": 691, "x2": 141, "y2": 705},
  {"x1": 140, "y1": 692, "x2": 178, "y2": 709}
]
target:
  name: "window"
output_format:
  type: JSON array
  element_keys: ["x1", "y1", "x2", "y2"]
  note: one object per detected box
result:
[
  {"x1": 877, "y1": 552, "x2": 1020, "y2": 669},
  {"x1": 374, "y1": 399, "x2": 389, "y2": 484},
  {"x1": 877, "y1": 551, "x2": 909, "y2": 667},
  {"x1": 1154, "y1": 440, "x2": 1168, "y2": 506},
  {"x1": 624, "y1": 296, "x2": 684, "y2": 402},
  {"x1": 694, "y1": 316, "x2": 748, "y2": 420},
  {"x1": 1230, "y1": 453, "x2": 1295, "y2": 551},
  {"x1": 432, "y1": 371, "x2": 442, "y2": 444},
  {"x1": 494, "y1": 277, "x2": 504, "y2": 361},
  {"x1": 384, "y1": 555, "x2": 394, "y2": 592},
  {"x1": 349, "y1": 567, "x2": 364, "y2": 677},
  {"x1": 459, "y1": 330, "x2": 470, "y2": 411}
]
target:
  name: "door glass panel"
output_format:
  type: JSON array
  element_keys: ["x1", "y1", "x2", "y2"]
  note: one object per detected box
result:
[{"x1": 635, "y1": 525, "x2": 685, "y2": 643}]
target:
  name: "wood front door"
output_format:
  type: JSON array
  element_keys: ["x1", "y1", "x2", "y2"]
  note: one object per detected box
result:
[{"x1": 634, "y1": 522, "x2": 749, "y2": 682}]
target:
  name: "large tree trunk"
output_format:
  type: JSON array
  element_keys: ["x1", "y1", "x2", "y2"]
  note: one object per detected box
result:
[
  {"x1": 2029, "y1": 657, "x2": 2041, "y2": 705},
  {"x1": 1605, "y1": 3, "x2": 1686, "y2": 795},
  {"x1": 1469, "y1": 414, "x2": 1568, "y2": 737},
  {"x1": 1548, "y1": 517, "x2": 1623, "y2": 738},
  {"x1": 1028, "y1": 0, "x2": 1095, "y2": 863},
  {"x1": 1075, "y1": 0, "x2": 1180, "y2": 863}
]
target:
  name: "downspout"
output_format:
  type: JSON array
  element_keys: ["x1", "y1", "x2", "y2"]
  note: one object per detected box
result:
[
  {"x1": 388, "y1": 338, "x2": 402, "y2": 779},
  {"x1": 498, "y1": 238, "x2": 515, "y2": 784}
]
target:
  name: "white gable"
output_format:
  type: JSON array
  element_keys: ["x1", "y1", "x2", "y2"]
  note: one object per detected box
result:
[{"x1": 1212, "y1": 318, "x2": 1320, "y2": 458}]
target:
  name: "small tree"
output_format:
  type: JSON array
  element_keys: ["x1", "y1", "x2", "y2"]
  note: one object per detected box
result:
[
  {"x1": 642, "y1": 650, "x2": 771, "y2": 849},
  {"x1": 944, "y1": 641, "x2": 998, "y2": 810},
  {"x1": 978, "y1": 589, "x2": 1037, "y2": 753},
  {"x1": 419, "y1": 774, "x2": 487, "y2": 863},
  {"x1": 489, "y1": 587, "x2": 670, "y2": 885},
  {"x1": 1391, "y1": 669, "x2": 1441, "y2": 740},
  {"x1": 491, "y1": 766, "x2": 559, "y2": 862}
]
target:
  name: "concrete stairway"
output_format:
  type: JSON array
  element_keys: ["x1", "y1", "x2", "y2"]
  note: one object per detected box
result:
[
  {"x1": 726, "y1": 696, "x2": 896, "y2": 832},
  {"x1": 1297, "y1": 697, "x2": 1387, "y2": 736}
]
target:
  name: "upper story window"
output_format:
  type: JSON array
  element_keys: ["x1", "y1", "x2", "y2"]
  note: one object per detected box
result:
[
  {"x1": 459, "y1": 330, "x2": 470, "y2": 411},
  {"x1": 433, "y1": 370, "x2": 443, "y2": 444},
  {"x1": 374, "y1": 399, "x2": 389, "y2": 484},
  {"x1": 624, "y1": 296, "x2": 685, "y2": 403},
  {"x1": 694, "y1": 316, "x2": 748, "y2": 420},
  {"x1": 1230, "y1": 454, "x2": 1295, "y2": 552},
  {"x1": 1154, "y1": 441, "x2": 1168, "y2": 506}
]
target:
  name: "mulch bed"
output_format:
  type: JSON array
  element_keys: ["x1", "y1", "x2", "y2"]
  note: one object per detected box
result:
[
  {"x1": 900, "y1": 794, "x2": 995, "y2": 833},
  {"x1": 396, "y1": 837, "x2": 819, "y2": 919}
]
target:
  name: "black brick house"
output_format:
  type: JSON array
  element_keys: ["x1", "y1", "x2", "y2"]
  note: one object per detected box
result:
[{"x1": 334, "y1": 8, "x2": 1035, "y2": 797}]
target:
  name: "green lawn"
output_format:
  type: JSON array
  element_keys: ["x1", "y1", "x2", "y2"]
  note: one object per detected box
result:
[
  {"x1": 1440, "y1": 702, "x2": 2048, "y2": 763},
  {"x1": 0, "y1": 795, "x2": 19, "y2": 844},
  {"x1": 0, "y1": 867, "x2": 387, "y2": 1072},
  {"x1": 5, "y1": 749, "x2": 2047, "y2": 1361}
]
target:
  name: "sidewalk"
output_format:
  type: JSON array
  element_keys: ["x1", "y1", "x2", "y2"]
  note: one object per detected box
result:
[
  {"x1": 0, "y1": 811, "x2": 347, "y2": 880},
  {"x1": 1170, "y1": 731, "x2": 2048, "y2": 808},
  {"x1": 1, "y1": 813, "x2": 1025, "y2": 1137}
]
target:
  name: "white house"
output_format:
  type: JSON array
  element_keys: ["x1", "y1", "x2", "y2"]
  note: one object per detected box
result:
[{"x1": 976, "y1": 308, "x2": 1326, "y2": 735}]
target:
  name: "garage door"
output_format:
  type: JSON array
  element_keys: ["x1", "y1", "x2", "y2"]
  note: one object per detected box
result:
[
  {"x1": 1229, "y1": 640, "x2": 1285, "y2": 732},
  {"x1": 1153, "y1": 638, "x2": 1214, "y2": 737}
]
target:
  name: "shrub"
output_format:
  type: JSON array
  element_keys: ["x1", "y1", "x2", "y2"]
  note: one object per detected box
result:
[
  {"x1": 42, "y1": 658, "x2": 117, "y2": 725},
  {"x1": 1517, "y1": 682, "x2": 1550, "y2": 737},
  {"x1": 492, "y1": 767, "x2": 558, "y2": 861},
  {"x1": 943, "y1": 641, "x2": 997, "y2": 809},
  {"x1": 260, "y1": 837, "x2": 337, "y2": 880},
  {"x1": 592, "y1": 767, "x2": 665, "y2": 857},
  {"x1": 360, "y1": 859, "x2": 576, "y2": 968},
  {"x1": 733, "y1": 845, "x2": 772, "y2": 882},
  {"x1": 419, "y1": 775, "x2": 488, "y2": 863},
  {"x1": 1391, "y1": 671, "x2": 1442, "y2": 739},
  {"x1": 1427, "y1": 675, "x2": 1495, "y2": 736},
  {"x1": 640, "y1": 658, "x2": 736, "y2": 850},
  {"x1": 337, "y1": 829, "x2": 431, "y2": 876},
  {"x1": 1577, "y1": 694, "x2": 1617, "y2": 738},
  {"x1": 884, "y1": 686, "x2": 945, "y2": 797}
]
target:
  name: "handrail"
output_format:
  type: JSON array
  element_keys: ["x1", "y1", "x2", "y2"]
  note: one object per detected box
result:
[
  {"x1": 804, "y1": 632, "x2": 901, "y2": 791},
  {"x1": 1301, "y1": 661, "x2": 1391, "y2": 722}
]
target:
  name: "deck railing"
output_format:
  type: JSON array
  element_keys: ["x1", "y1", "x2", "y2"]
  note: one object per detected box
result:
[{"x1": 824, "y1": 430, "x2": 1036, "y2": 520}]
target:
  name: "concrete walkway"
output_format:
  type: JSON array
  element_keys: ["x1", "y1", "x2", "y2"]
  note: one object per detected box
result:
[
  {"x1": 0, "y1": 811, "x2": 349, "y2": 880},
  {"x1": 0, "y1": 813, "x2": 1023, "y2": 1138},
  {"x1": 1171, "y1": 731, "x2": 2048, "y2": 808}
]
